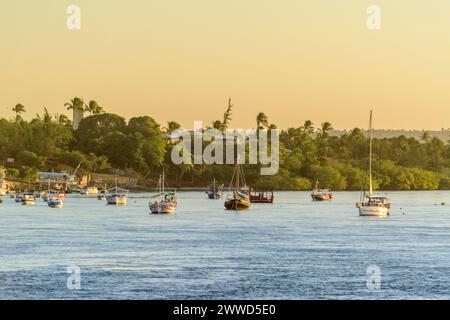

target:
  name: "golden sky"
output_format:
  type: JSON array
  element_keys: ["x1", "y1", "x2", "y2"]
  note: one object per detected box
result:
[{"x1": 1, "y1": 0, "x2": 450, "y2": 129}]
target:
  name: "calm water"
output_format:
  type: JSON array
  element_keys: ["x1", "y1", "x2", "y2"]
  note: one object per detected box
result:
[{"x1": 0, "y1": 191, "x2": 449, "y2": 300}]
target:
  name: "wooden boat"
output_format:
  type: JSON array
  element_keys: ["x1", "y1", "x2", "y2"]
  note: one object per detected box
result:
[
  {"x1": 106, "y1": 177, "x2": 128, "y2": 205},
  {"x1": 149, "y1": 172, "x2": 177, "y2": 214},
  {"x1": 356, "y1": 111, "x2": 391, "y2": 216},
  {"x1": 311, "y1": 180, "x2": 333, "y2": 201},
  {"x1": 224, "y1": 164, "x2": 250, "y2": 211},
  {"x1": 249, "y1": 188, "x2": 274, "y2": 203},
  {"x1": 22, "y1": 193, "x2": 36, "y2": 206},
  {"x1": 206, "y1": 178, "x2": 223, "y2": 199}
]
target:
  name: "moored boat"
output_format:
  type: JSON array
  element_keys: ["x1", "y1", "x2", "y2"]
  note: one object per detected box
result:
[
  {"x1": 106, "y1": 177, "x2": 128, "y2": 205},
  {"x1": 224, "y1": 164, "x2": 250, "y2": 211},
  {"x1": 48, "y1": 197, "x2": 64, "y2": 208},
  {"x1": 311, "y1": 180, "x2": 333, "y2": 201},
  {"x1": 149, "y1": 172, "x2": 177, "y2": 214},
  {"x1": 80, "y1": 186, "x2": 99, "y2": 196},
  {"x1": 22, "y1": 193, "x2": 36, "y2": 206},
  {"x1": 206, "y1": 178, "x2": 223, "y2": 199},
  {"x1": 249, "y1": 188, "x2": 274, "y2": 203},
  {"x1": 356, "y1": 111, "x2": 391, "y2": 216}
]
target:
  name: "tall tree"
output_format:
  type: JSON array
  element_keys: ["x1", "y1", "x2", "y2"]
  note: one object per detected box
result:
[
  {"x1": 84, "y1": 100, "x2": 104, "y2": 115},
  {"x1": 65, "y1": 97, "x2": 85, "y2": 112},
  {"x1": 12, "y1": 104, "x2": 26, "y2": 121},
  {"x1": 256, "y1": 112, "x2": 269, "y2": 129},
  {"x1": 221, "y1": 98, "x2": 233, "y2": 132}
]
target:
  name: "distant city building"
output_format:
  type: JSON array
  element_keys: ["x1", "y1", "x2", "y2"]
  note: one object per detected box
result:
[{"x1": 72, "y1": 108, "x2": 84, "y2": 130}]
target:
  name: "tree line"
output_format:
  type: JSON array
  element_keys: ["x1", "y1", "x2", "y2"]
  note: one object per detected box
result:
[{"x1": 1, "y1": 98, "x2": 449, "y2": 190}]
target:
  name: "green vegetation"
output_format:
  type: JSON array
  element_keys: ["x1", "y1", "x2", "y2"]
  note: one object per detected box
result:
[{"x1": 1, "y1": 98, "x2": 449, "y2": 190}]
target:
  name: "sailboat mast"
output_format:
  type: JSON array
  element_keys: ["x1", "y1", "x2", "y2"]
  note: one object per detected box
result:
[
  {"x1": 369, "y1": 110, "x2": 373, "y2": 196},
  {"x1": 235, "y1": 164, "x2": 240, "y2": 192}
]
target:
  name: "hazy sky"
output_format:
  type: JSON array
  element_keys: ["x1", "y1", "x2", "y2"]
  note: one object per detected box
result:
[{"x1": 1, "y1": 0, "x2": 449, "y2": 129}]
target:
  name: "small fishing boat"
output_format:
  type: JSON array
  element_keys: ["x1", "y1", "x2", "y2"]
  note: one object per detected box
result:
[
  {"x1": 249, "y1": 188, "x2": 274, "y2": 203},
  {"x1": 15, "y1": 192, "x2": 24, "y2": 203},
  {"x1": 149, "y1": 172, "x2": 177, "y2": 214},
  {"x1": 106, "y1": 177, "x2": 128, "y2": 205},
  {"x1": 22, "y1": 193, "x2": 36, "y2": 206},
  {"x1": 356, "y1": 111, "x2": 391, "y2": 216},
  {"x1": 205, "y1": 178, "x2": 223, "y2": 199},
  {"x1": 48, "y1": 197, "x2": 64, "y2": 208},
  {"x1": 311, "y1": 180, "x2": 333, "y2": 201},
  {"x1": 224, "y1": 164, "x2": 251, "y2": 211}
]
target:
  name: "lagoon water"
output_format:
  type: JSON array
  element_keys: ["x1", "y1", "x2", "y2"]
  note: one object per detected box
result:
[{"x1": 0, "y1": 191, "x2": 449, "y2": 299}]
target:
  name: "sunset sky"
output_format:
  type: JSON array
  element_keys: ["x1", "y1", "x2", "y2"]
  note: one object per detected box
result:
[{"x1": 1, "y1": 0, "x2": 450, "y2": 130}]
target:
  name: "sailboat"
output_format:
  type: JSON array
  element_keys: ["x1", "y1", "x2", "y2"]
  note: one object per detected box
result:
[
  {"x1": 356, "y1": 111, "x2": 391, "y2": 216},
  {"x1": 206, "y1": 178, "x2": 223, "y2": 199},
  {"x1": 42, "y1": 179, "x2": 65, "y2": 202},
  {"x1": 149, "y1": 171, "x2": 177, "y2": 214},
  {"x1": 224, "y1": 164, "x2": 251, "y2": 211},
  {"x1": 106, "y1": 177, "x2": 128, "y2": 205},
  {"x1": 311, "y1": 180, "x2": 333, "y2": 201}
]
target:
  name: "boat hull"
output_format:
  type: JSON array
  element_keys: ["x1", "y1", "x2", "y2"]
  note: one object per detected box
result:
[
  {"x1": 311, "y1": 194, "x2": 332, "y2": 201},
  {"x1": 207, "y1": 192, "x2": 222, "y2": 199},
  {"x1": 106, "y1": 195, "x2": 127, "y2": 205},
  {"x1": 358, "y1": 206, "x2": 390, "y2": 216},
  {"x1": 149, "y1": 201, "x2": 176, "y2": 214},
  {"x1": 48, "y1": 200, "x2": 63, "y2": 208},
  {"x1": 224, "y1": 198, "x2": 250, "y2": 211},
  {"x1": 22, "y1": 200, "x2": 35, "y2": 206}
]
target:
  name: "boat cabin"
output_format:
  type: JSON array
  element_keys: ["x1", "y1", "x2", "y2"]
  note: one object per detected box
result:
[{"x1": 249, "y1": 188, "x2": 274, "y2": 203}]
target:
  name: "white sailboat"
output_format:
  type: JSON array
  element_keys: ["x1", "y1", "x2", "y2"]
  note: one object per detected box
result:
[
  {"x1": 149, "y1": 171, "x2": 177, "y2": 214},
  {"x1": 106, "y1": 177, "x2": 128, "y2": 205},
  {"x1": 356, "y1": 111, "x2": 391, "y2": 216}
]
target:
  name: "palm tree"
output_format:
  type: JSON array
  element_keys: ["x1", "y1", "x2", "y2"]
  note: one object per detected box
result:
[
  {"x1": 164, "y1": 121, "x2": 181, "y2": 133},
  {"x1": 256, "y1": 112, "x2": 269, "y2": 129},
  {"x1": 65, "y1": 97, "x2": 85, "y2": 112},
  {"x1": 221, "y1": 98, "x2": 233, "y2": 132},
  {"x1": 12, "y1": 104, "x2": 26, "y2": 120},
  {"x1": 301, "y1": 120, "x2": 314, "y2": 136},
  {"x1": 211, "y1": 120, "x2": 222, "y2": 130},
  {"x1": 320, "y1": 122, "x2": 334, "y2": 137},
  {"x1": 84, "y1": 100, "x2": 104, "y2": 115}
]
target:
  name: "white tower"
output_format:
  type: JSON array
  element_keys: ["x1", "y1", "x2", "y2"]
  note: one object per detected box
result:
[{"x1": 73, "y1": 108, "x2": 84, "y2": 130}]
